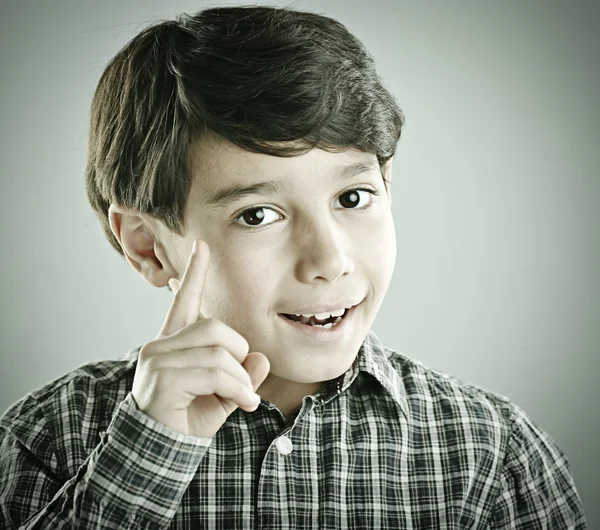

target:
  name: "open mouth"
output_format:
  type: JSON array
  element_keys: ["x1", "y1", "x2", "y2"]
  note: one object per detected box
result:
[{"x1": 279, "y1": 307, "x2": 350, "y2": 329}]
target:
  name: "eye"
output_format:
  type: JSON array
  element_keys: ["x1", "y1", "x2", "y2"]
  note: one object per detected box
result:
[
  {"x1": 234, "y1": 206, "x2": 282, "y2": 230},
  {"x1": 233, "y1": 186, "x2": 381, "y2": 232},
  {"x1": 334, "y1": 187, "x2": 380, "y2": 210}
]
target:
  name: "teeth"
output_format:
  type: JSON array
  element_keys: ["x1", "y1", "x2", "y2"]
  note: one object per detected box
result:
[
  {"x1": 296, "y1": 308, "x2": 346, "y2": 319},
  {"x1": 312, "y1": 318, "x2": 342, "y2": 328}
]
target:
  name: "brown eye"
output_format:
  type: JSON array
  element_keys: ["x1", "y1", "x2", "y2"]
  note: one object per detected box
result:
[
  {"x1": 339, "y1": 189, "x2": 361, "y2": 208},
  {"x1": 235, "y1": 206, "x2": 281, "y2": 230},
  {"x1": 234, "y1": 187, "x2": 379, "y2": 233},
  {"x1": 241, "y1": 208, "x2": 266, "y2": 226},
  {"x1": 335, "y1": 187, "x2": 378, "y2": 209}
]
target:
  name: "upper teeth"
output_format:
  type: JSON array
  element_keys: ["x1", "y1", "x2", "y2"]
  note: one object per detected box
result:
[{"x1": 294, "y1": 308, "x2": 346, "y2": 319}]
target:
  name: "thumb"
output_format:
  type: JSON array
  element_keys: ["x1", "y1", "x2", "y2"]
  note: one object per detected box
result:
[{"x1": 243, "y1": 352, "x2": 270, "y2": 392}]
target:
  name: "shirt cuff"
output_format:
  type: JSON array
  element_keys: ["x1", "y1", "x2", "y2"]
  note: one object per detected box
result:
[{"x1": 85, "y1": 392, "x2": 212, "y2": 525}]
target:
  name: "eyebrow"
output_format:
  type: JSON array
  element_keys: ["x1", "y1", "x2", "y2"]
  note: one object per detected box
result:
[{"x1": 202, "y1": 160, "x2": 380, "y2": 209}]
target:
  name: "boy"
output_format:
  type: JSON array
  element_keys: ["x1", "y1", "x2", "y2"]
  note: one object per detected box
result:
[{"x1": 0, "y1": 5, "x2": 587, "y2": 529}]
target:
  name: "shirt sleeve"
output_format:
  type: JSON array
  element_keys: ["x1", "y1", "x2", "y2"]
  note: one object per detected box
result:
[
  {"x1": 488, "y1": 403, "x2": 588, "y2": 529},
  {"x1": 0, "y1": 392, "x2": 212, "y2": 529}
]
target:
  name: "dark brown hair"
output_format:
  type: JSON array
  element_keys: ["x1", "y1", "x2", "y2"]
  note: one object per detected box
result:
[{"x1": 85, "y1": 5, "x2": 405, "y2": 258}]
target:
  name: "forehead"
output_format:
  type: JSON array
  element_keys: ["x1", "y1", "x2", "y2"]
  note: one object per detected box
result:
[{"x1": 189, "y1": 134, "x2": 378, "y2": 185}]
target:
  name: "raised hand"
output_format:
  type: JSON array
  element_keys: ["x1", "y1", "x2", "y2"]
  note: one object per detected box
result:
[{"x1": 131, "y1": 239, "x2": 270, "y2": 438}]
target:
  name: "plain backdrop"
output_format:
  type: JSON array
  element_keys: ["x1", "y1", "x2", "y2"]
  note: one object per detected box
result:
[{"x1": 1, "y1": 0, "x2": 598, "y2": 524}]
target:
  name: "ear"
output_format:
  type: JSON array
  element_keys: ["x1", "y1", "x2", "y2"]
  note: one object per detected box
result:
[
  {"x1": 382, "y1": 156, "x2": 394, "y2": 206},
  {"x1": 107, "y1": 204, "x2": 177, "y2": 288}
]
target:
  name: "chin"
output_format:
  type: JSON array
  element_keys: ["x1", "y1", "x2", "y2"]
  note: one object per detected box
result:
[{"x1": 273, "y1": 347, "x2": 359, "y2": 384}]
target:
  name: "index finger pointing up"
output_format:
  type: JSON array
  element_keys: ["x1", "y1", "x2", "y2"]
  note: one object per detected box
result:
[{"x1": 159, "y1": 239, "x2": 209, "y2": 338}]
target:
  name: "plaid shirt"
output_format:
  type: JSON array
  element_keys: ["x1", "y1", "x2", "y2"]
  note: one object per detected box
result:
[{"x1": 0, "y1": 331, "x2": 587, "y2": 529}]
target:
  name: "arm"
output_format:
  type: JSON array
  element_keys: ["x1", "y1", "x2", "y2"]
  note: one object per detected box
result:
[
  {"x1": 0, "y1": 393, "x2": 211, "y2": 530},
  {"x1": 488, "y1": 404, "x2": 587, "y2": 529}
]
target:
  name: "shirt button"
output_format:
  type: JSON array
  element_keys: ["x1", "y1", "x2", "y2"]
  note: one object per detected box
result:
[{"x1": 275, "y1": 435, "x2": 294, "y2": 455}]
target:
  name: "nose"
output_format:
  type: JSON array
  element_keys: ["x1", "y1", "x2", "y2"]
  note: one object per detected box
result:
[{"x1": 295, "y1": 217, "x2": 355, "y2": 283}]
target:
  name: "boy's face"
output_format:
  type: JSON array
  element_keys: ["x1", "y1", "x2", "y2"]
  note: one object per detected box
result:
[{"x1": 136, "y1": 136, "x2": 396, "y2": 386}]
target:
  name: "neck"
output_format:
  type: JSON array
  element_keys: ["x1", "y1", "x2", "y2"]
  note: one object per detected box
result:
[{"x1": 257, "y1": 373, "x2": 322, "y2": 418}]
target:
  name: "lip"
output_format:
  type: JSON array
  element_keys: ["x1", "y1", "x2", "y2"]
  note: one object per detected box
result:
[
  {"x1": 279, "y1": 299, "x2": 363, "y2": 315},
  {"x1": 277, "y1": 300, "x2": 362, "y2": 343}
]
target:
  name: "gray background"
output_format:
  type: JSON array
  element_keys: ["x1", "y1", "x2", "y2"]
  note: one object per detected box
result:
[{"x1": 1, "y1": 0, "x2": 598, "y2": 524}]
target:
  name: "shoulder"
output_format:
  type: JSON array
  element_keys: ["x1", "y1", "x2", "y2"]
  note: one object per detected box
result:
[
  {"x1": 379, "y1": 345, "x2": 529, "y2": 469},
  {"x1": 383, "y1": 344, "x2": 574, "y2": 471},
  {"x1": 385, "y1": 346, "x2": 516, "y2": 426},
  {"x1": 383, "y1": 347, "x2": 577, "y2": 496},
  {"x1": 374, "y1": 345, "x2": 586, "y2": 526},
  {"x1": 1, "y1": 353, "x2": 138, "y2": 458}
]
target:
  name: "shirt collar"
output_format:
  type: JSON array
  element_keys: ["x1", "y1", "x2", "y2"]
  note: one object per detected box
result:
[{"x1": 318, "y1": 330, "x2": 409, "y2": 422}]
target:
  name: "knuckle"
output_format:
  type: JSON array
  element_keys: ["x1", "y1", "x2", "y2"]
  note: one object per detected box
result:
[
  {"x1": 208, "y1": 367, "x2": 221, "y2": 390},
  {"x1": 139, "y1": 348, "x2": 164, "y2": 374},
  {"x1": 202, "y1": 318, "x2": 220, "y2": 333},
  {"x1": 211, "y1": 346, "x2": 229, "y2": 367},
  {"x1": 139, "y1": 338, "x2": 170, "y2": 361},
  {"x1": 145, "y1": 354, "x2": 163, "y2": 374},
  {"x1": 138, "y1": 343, "x2": 155, "y2": 362}
]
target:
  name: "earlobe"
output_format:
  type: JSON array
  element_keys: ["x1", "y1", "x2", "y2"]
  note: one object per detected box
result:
[{"x1": 107, "y1": 204, "x2": 175, "y2": 288}]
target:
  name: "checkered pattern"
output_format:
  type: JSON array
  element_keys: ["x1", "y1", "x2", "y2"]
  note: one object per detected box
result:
[{"x1": 0, "y1": 331, "x2": 587, "y2": 528}]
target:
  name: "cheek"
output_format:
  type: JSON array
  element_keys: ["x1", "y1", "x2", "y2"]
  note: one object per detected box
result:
[
  {"x1": 216, "y1": 251, "x2": 276, "y2": 310},
  {"x1": 360, "y1": 213, "x2": 396, "y2": 286}
]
